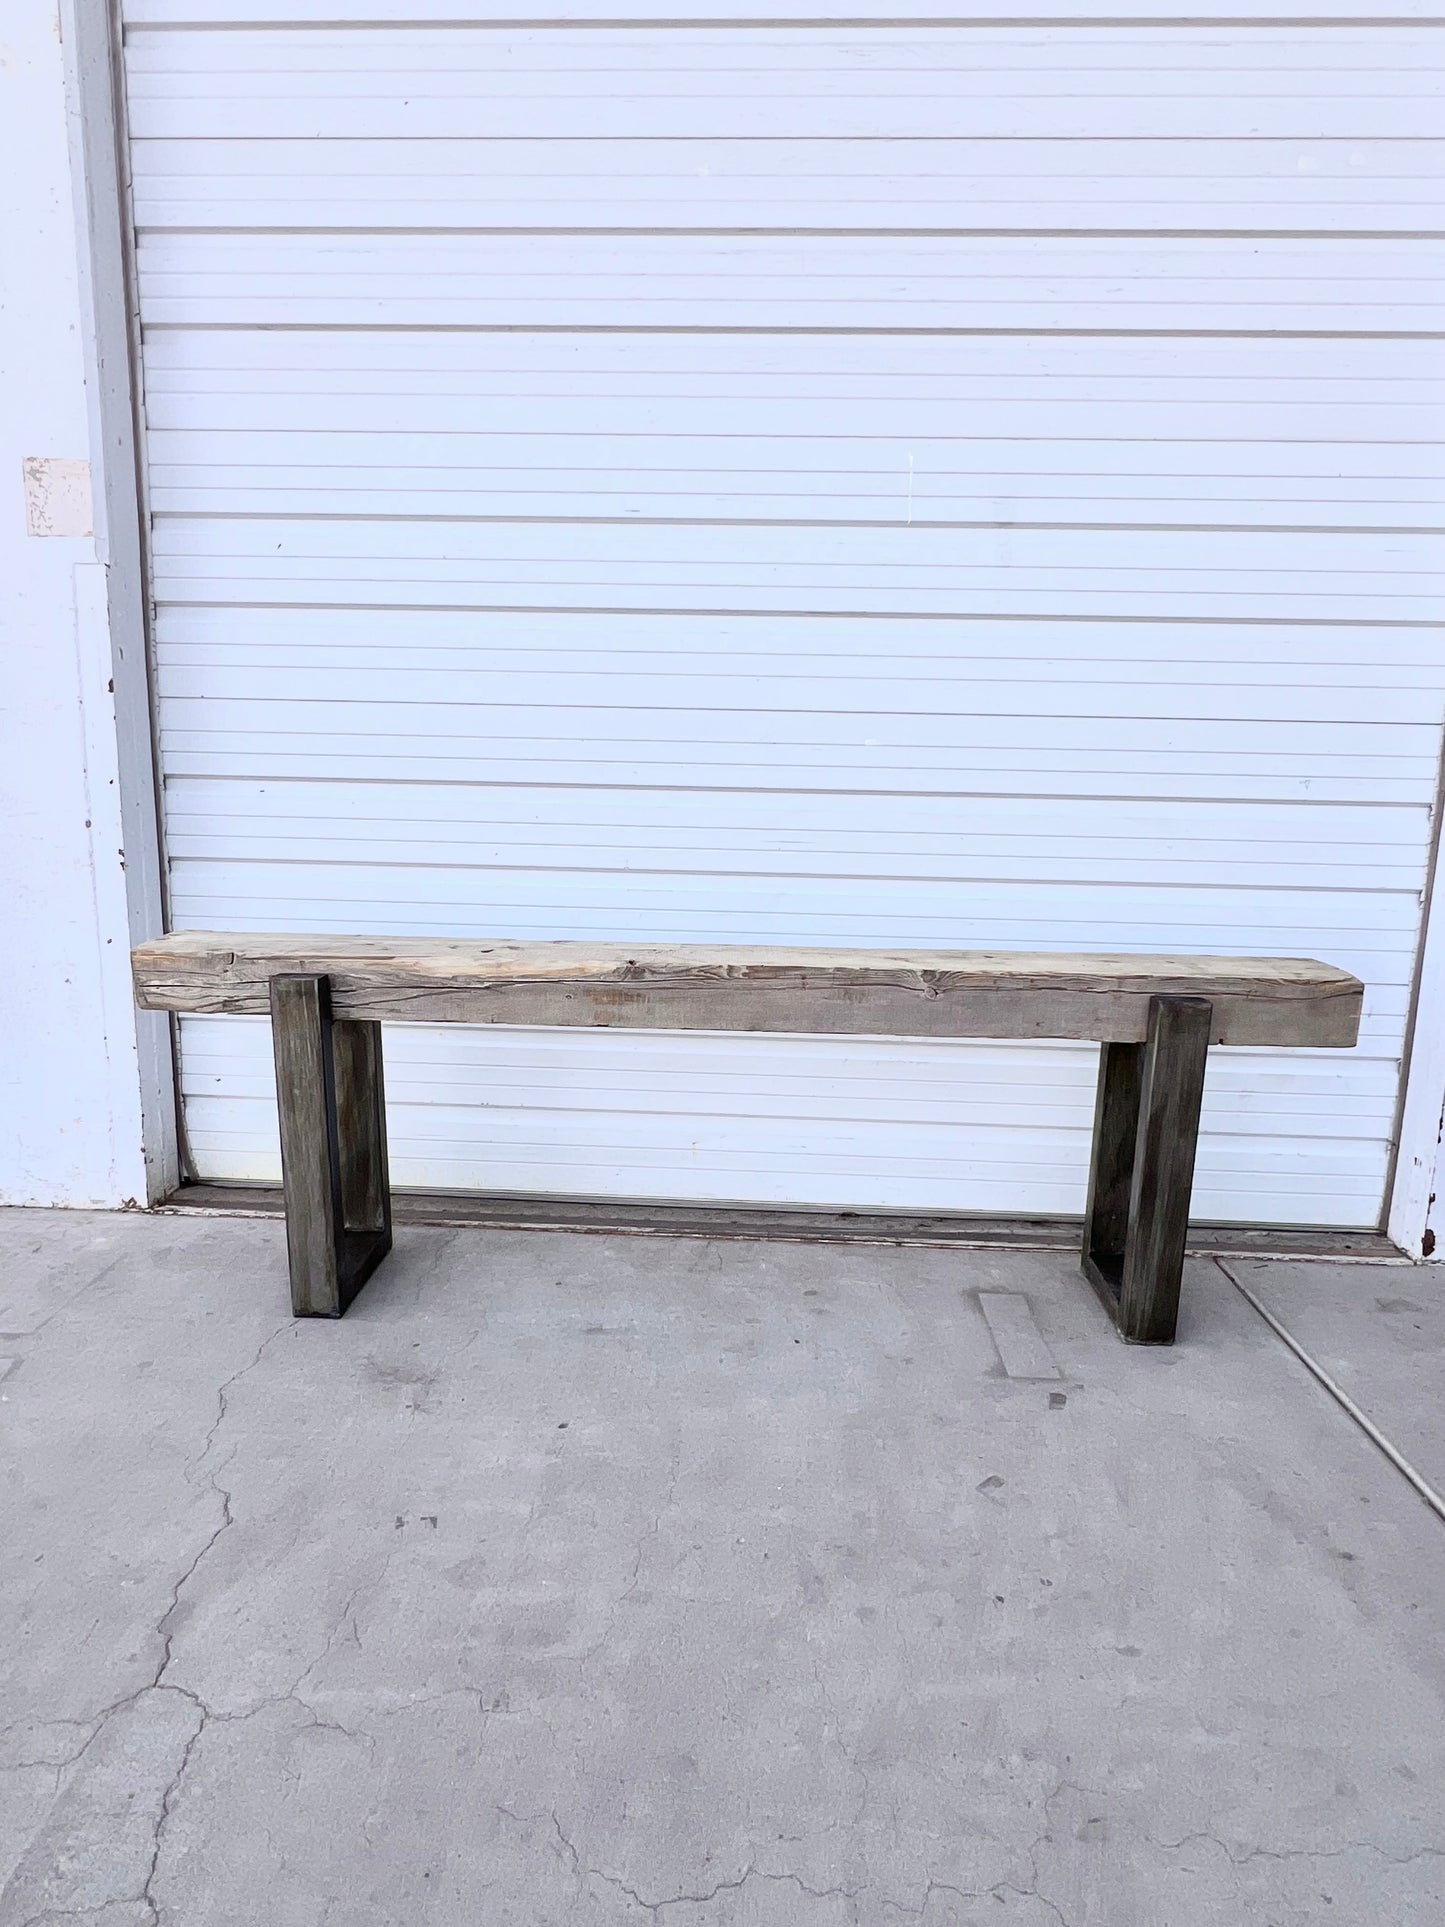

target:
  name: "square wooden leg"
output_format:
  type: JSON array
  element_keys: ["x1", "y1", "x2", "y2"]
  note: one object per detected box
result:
[
  {"x1": 270, "y1": 974, "x2": 392, "y2": 1318},
  {"x1": 1081, "y1": 995, "x2": 1212, "y2": 1345}
]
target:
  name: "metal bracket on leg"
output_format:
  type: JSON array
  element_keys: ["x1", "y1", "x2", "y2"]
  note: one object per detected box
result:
[
  {"x1": 270, "y1": 973, "x2": 392, "y2": 1318},
  {"x1": 1081, "y1": 995, "x2": 1212, "y2": 1345}
]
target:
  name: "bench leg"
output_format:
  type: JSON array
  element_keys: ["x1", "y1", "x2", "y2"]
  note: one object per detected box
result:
[
  {"x1": 270, "y1": 973, "x2": 392, "y2": 1317},
  {"x1": 1081, "y1": 994, "x2": 1212, "y2": 1345}
]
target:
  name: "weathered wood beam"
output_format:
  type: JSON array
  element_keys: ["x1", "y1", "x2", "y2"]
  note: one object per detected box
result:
[{"x1": 135, "y1": 933, "x2": 1362, "y2": 1048}]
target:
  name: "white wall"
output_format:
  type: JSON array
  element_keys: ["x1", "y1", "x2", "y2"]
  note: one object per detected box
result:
[{"x1": 0, "y1": 0, "x2": 172, "y2": 1206}]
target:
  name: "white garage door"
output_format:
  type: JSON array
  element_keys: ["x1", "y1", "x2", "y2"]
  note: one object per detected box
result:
[{"x1": 121, "y1": 0, "x2": 1445, "y2": 1226}]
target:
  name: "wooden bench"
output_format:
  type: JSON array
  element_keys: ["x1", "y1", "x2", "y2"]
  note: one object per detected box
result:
[{"x1": 133, "y1": 934, "x2": 1363, "y2": 1343}]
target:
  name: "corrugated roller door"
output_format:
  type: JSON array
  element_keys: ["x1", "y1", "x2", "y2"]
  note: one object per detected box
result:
[{"x1": 122, "y1": 1, "x2": 1445, "y2": 1226}]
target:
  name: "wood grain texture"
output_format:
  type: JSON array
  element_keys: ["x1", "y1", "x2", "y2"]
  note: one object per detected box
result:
[
  {"x1": 269, "y1": 972, "x2": 345, "y2": 1316},
  {"x1": 1083, "y1": 1038, "x2": 1144, "y2": 1278},
  {"x1": 332, "y1": 1019, "x2": 390, "y2": 1242},
  {"x1": 1116, "y1": 995, "x2": 1213, "y2": 1344},
  {"x1": 136, "y1": 933, "x2": 1362, "y2": 1047},
  {"x1": 1081, "y1": 996, "x2": 1213, "y2": 1344},
  {"x1": 269, "y1": 974, "x2": 392, "y2": 1317}
]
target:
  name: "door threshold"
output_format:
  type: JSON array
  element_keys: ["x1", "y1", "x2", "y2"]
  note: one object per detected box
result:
[{"x1": 159, "y1": 1182, "x2": 1406, "y2": 1264}]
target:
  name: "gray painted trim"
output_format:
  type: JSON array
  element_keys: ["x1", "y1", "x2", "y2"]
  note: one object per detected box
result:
[
  {"x1": 1387, "y1": 728, "x2": 1445, "y2": 1254},
  {"x1": 61, "y1": 0, "x2": 178, "y2": 1202},
  {"x1": 121, "y1": 18, "x2": 1445, "y2": 33}
]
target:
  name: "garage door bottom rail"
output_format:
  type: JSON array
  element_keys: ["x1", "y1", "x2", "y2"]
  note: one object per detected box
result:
[{"x1": 161, "y1": 1179, "x2": 1399, "y2": 1265}]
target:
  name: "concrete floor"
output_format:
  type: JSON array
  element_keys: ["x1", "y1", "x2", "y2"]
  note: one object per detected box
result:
[{"x1": 2, "y1": 1210, "x2": 1443, "y2": 1927}]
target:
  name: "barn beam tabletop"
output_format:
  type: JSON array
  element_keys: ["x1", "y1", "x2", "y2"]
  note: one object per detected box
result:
[{"x1": 133, "y1": 932, "x2": 1362, "y2": 1049}]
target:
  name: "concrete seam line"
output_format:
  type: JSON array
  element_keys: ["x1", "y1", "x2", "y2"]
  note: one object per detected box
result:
[{"x1": 1214, "y1": 1257, "x2": 1445, "y2": 1530}]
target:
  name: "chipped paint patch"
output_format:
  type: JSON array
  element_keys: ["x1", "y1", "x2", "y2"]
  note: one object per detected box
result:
[{"x1": 23, "y1": 456, "x2": 92, "y2": 537}]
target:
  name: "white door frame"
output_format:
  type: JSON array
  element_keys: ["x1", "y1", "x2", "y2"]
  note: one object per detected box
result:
[
  {"x1": 1389, "y1": 755, "x2": 1445, "y2": 1259},
  {"x1": 62, "y1": 0, "x2": 179, "y2": 1203}
]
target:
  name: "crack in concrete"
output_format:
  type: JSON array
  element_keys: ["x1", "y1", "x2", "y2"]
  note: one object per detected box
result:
[
  {"x1": 494, "y1": 1803, "x2": 915, "y2": 1919},
  {"x1": 289, "y1": 1555, "x2": 393, "y2": 1702},
  {"x1": 881, "y1": 1876, "x2": 984, "y2": 1917},
  {"x1": 28, "y1": 1680, "x2": 375, "y2": 1927},
  {"x1": 500, "y1": 1802, "x2": 863, "y2": 1916},
  {"x1": 150, "y1": 1318, "x2": 294, "y2": 1696},
  {"x1": 574, "y1": 1446, "x2": 682, "y2": 1669},
  {"x1": 1004, "y1": 1775, "x2": 1117, "y2": 1927},
  {"x1": 369, "y1": 1684, "x2": 494, "y2": 1724},
  {"x1": 883, "y1": 1870, "x2": 1072, "y2": 1924},
  {"x1": 137, "y1": 1696, "x2": 207, "y2": 1927},
  {"x1": 989, "y1": 1876, "x2": 1072, "y2": 1926},
  {"x1": 862, "y1": 1772, "x2": 1108, "y2": 1925},
  {"x1": 1150, "y1": 1827, "x2": 1445, "y2": 1870},
  {"x1": 806, "y1": 1644, "x2": 873, "y2": 1833},
  {"x1": 150, "y1": 1499, "x2": 233, "y2": 1695},
  {"x1": 18, "y1": 1907, "x2": 153, "y2": 1925},
  {"x1": 12, "y1": 1676, "x2": 364, "y2": 1927},
  {"x1": 0, "y1": 1720, "x2": 105, "y2": 1782},
  {"x1": 3, "y1": 1321, "x2": 324, "y2": 1924},
  {"x1": 892, "y1": 1774, "x2": 1099, "y2": 1927},
  {"x1": 627, "y1": 1867, "x2": 862, "y2": 1915},
  {"x1": 189, "y1": 1321, "x2": 292, "y2": 1486},
  {"x1": 2, "y1": 1685, "x2": 206, "y2": 1927}
]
